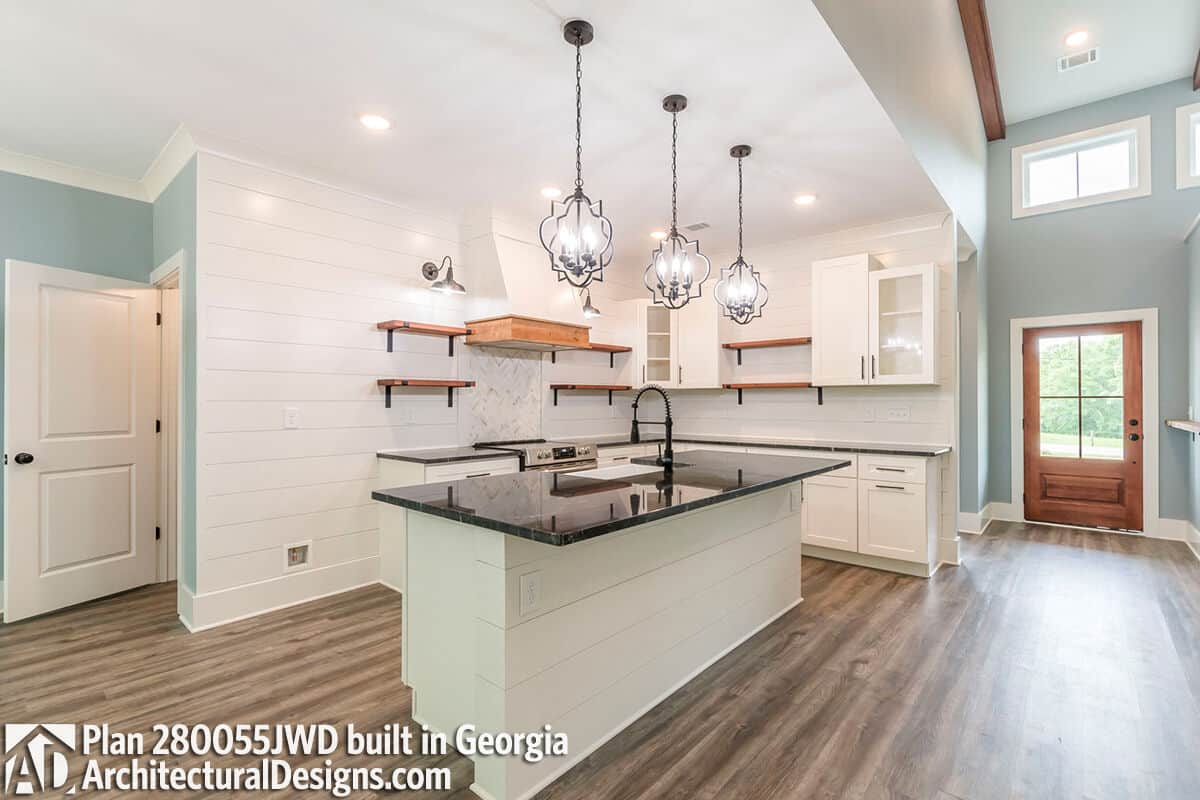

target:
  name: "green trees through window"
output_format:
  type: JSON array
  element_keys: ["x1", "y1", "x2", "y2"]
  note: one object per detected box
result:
[{"x1": 1038, "y1": 334, "x2": 1123, "y2": 460}]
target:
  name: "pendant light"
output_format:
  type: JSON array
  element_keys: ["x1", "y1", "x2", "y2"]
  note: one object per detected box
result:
[
  {"x1": 714, "y1": 145, "x2": 768, "y2": 324},
  {"x1": 538, "y1": 19, "x2": 613, "y2": 289},
  {"x1": 644, "y1": 94, "x2": 710, "y2": 309}
]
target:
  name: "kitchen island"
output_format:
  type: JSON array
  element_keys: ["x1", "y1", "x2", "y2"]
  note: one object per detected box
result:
[{"x1": 372, "y1": 449, "x2": 848, "y2": 800}]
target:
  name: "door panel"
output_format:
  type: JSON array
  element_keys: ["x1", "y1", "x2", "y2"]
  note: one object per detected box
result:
[
  {"x1": 5, "y1": 260, "x2": 158, "y2": 622},
  {"x1": 1022, "y1": 321, "x2": 1142, "y2": 530},
  {"x1": 800, "y1": 475, "x2": 858, "y2": 552},
  {"x1": 811, "y1": 255, "x2": 868, "y2": 386},
  {"x1": 858, "y1": 481, "x2": 926, "y2": 563}
]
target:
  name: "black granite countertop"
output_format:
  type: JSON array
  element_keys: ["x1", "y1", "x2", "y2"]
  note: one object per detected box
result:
[
  {"x1": 579, "y1": 434, "x2": 951, "y2": 458},
  {"x1": 376, "y1": 446, "x2": 517, "y2": 465},
  {"x1": 371, "y1": 449, "x2": 849, "y2": 546}
]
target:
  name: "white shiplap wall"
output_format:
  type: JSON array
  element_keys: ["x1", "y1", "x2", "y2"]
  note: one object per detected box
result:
[{"x1": 192, "y1": 153, "x2": 472, "y2": 622}]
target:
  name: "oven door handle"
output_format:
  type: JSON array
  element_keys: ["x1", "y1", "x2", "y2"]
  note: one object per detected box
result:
[{"x1": 528, "y1": 460, "x2": 599, "y2": 473}]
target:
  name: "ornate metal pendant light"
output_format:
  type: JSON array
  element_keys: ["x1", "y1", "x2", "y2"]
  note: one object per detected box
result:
[
  {"x1": 714, "y1": 145, "x2": 768, "y2": 324},
  {"x1": 645, "y1": 95, "x2": 710, "y2": 309},
  {"x1": 539, "y1": 19, "x2": 613, "y2": 288}
]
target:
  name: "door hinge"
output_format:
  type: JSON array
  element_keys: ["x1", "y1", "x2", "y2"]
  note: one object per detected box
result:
[
  {"x1": 155, "y1": 526, "x2": 161, "y2": 540},
  {"x1": 155, "y1": 419, "x2": 161, "y2": 433},
  {"x1": 156, "y1": 312, "x2": 162, "y2": 326}
]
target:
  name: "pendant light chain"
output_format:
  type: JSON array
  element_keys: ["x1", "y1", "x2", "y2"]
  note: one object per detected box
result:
[
  {"x1": 574, "y1": 41, "x2": 583, "y2": 190},
  {"x1": 670, "y1": 111, "x2": 679, "y2": 232},
  {"x1": 736, "y1": 155, "x2": 744, "y2": 260}
]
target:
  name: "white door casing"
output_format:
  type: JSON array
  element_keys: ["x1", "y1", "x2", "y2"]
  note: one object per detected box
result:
[{"x1": 4, "y1": 260, "x2": 158, "y2": 622}]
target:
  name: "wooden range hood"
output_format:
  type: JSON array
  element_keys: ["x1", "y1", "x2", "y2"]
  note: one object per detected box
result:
[{"x1": 464, "y1": 314, "x2": 590, "y2": 352}]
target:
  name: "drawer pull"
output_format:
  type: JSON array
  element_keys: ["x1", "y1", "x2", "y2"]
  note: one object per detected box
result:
[
  {"x1": 466, "y1": 472, "x2": 491, "y2": 478},
  {"x1": 875, "y1": 484, "x2": 907, "y2": 490},
  {"x1": 611, "y1": 456, "x2": 629, "y2": 462},
  {"x1": 875, "y1": 467, "x2": 907, "y2": 473}
]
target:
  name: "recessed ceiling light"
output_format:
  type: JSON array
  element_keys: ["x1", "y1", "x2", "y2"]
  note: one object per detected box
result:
[
  {"x1": 794, "y1": 194, "x2": 817, "y2": 206},
  {"x1": 541, "y1": 187, "x2": 562, "y2": 198},
  {"x1": 359, "y1": 113, "x2": 392, "y2": 131},
  {"x1": 650, "y1": 230, "x2": 667, "y2": 240},
  {"x1": 1064, "y1": 30, "x2": 1089, "y2": 48}
]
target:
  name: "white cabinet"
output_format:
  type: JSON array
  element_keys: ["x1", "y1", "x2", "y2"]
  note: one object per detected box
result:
[
  {"x1": 811, "y1": 254, "x2": 872, "y2": 386},
  {"x1": 811, "y1": 255, "x2": 938, "y2": 386},
  {"x1": 868, "y1": 264, "x2": 938, "y2": 384},
  {"x1": 857, "y1": 481, "x2": 928, "y2": 563},
  {"x1": 634, "y1": 299, "x2": 719, "y2": 388},
  {"x1": 800, "y1": 475, "x2": 858, "y2": 552}
]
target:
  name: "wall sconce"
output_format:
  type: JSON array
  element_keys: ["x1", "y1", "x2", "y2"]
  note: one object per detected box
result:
[
  {"x1": 581, "y1": 286, "x2": 601, "y2": 318},
  {"x1": 421, "y1": 256, "x2": 466, "y2": 295}
]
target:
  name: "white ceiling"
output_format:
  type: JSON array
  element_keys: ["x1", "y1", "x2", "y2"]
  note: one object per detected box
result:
[
  {"x1": 0, "y1": 0, "x2": 945, "y2": 271},
  {"x1": 988, "y1": 0, "x2": 1200, "y2": 124}
]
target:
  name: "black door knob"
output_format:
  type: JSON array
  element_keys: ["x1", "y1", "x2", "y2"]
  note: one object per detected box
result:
[
  {"x1": 1128, "y1": 433, "x2": 1140, "y2": 442},
  {"x1": 13, "y1": 452, "x2": 34, "y2": 465}
]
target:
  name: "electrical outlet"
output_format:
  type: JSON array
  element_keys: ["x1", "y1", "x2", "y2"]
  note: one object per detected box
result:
[
  {"x1": 284, "y1": 542, "x2": 310, "y2": 570},
  {"x1": 886, "y1": 406, "x2": 911, "y2": 422},
  {"x1": 283, "y1": 406, "x2": 301, "y2": 429},
  {"x1": 519, "y1": 571, "x2": 543, "y2": 616}
]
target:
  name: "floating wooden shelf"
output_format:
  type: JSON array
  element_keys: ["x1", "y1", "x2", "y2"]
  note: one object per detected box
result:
[
  {"x1": 723, "y1": 336, "x2": 812, "y2": 365},
  {"x1": 1166, "y1": 419, "x2": 1200, "y2": 437},
  {"x1": 548, "y1": 341, "x2": 633, "y2": 367},
  {"x1": 377, "y1": 379, "x2": 475, "y2": 408},
  {"x1": 549, "y1": 383, "x2": 633, "y2": 406},
  {"x1": 376, "y1": 320, "x2": 471, "y2": 356},
  {"x1": 721, "y1": 381, "x2": 822, "y2": 406}
]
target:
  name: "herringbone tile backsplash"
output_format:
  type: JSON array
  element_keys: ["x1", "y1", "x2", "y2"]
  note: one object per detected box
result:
[{"x1": 463, "y1": 346, "x2": 543, "y2": 443}]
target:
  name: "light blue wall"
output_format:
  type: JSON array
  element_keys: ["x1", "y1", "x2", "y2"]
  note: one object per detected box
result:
[
  {"x1": 0, "y1": 170, "x2": 154, "y2": 575},
  {"x1": 987, "y1": 78, "x2": 1200, "y2": 520},
  {"x1": 152, "y1": 158, "x2": 197, "y2": 592},
  {"x1": 958, "y1": 251, "x2": 983, "y2": 512},
  {"x1": 1188, "y1": 225, "x2": 1199, "y2": 530}
]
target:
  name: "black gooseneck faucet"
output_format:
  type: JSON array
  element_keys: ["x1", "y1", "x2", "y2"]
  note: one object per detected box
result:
[{"x1": 630, "y1": 384, "x2": 674, "y2": 474}]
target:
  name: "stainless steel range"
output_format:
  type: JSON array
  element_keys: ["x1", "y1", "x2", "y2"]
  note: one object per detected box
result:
[{"x1": 474, "y1": 439, "x2": 597, "y2": 472}]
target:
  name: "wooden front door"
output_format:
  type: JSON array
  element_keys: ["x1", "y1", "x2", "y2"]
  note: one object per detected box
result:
[{"x1": 1023, "y1": 321, "x2": 1143, "y2": 530}]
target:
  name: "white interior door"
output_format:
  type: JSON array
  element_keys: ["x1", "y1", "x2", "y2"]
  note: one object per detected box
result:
[{"x1": 4, "y1": 260, "x2": 158, "y2": 622}]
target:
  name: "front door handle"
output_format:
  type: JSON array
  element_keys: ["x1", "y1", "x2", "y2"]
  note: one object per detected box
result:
[
  {"x1": 14, "y1": 452, "x2": 34, "y2": 465},
  {"x1": 1128, "y1": 433, "x2": 1140, "y2": 441}
]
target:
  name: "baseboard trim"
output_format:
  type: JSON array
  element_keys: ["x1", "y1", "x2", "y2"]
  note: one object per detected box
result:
[
  {"x1": 803, "y1": 545, "x2": 934, "y2": 578},
  {"x1": 0, "y1": 579, "x2": 6, "y2": 616},
  {"x1": 377, "y1": 579, "x2": 403, "y2": 594},
  {"x1": 1187, "y1": 523, "x2": 1200, "y2": 563},
  {"x1": 958, "y1": 506, "x2": 994, "y2": 536},
  {"x1": 184, "y1": 557, "x2": 380, "y2": 632}
]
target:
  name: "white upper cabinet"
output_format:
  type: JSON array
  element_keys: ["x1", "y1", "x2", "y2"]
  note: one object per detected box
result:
[
  {"x1": 868, "y1": 264, "x2": 938, "y2": 384},
  {"x1": 634, "y1": 299, "x2": 719, "y2": 389},
  {"x1": 675, "y1": 295, "x2": 719, "y2": 388},
  {"x1": 811, "y1": 254, "x2": 938, "y2": 387},
  {"x1": 811, "y1": 254, "x2": 872, "y2": 386}
]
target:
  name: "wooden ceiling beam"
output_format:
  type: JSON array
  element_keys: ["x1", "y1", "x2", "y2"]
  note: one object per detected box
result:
[{"x1": 957, "y1": 0, "x2": 1006, "y2": 141}]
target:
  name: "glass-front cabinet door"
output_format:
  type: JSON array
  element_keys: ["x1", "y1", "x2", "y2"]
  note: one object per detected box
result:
[
  {"x1": 639, "y1": 302, "x2": 675, "y2": 385},
  {"x1": 867, "y1": 264, "x2": 938, "y2": 384}
]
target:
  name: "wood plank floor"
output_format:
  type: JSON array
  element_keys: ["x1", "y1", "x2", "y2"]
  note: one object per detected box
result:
[{"x1": 3, "y1": 522, "x2": 1198, "y2": 799}]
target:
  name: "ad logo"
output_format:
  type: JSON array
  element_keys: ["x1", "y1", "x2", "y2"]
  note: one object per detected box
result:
[{"x1": 3, "y1": 725, "x2": 76, "y2": 796}]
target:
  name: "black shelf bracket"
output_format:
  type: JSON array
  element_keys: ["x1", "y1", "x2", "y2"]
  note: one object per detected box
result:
[
  {"x1": 386, "y1": 329, "x2": 460, "y2": 356},
  {"x1": 736, "y1": 388, "x2": 743, "y2": 405},
  {"x1": 551, "y1": 351, "x2": 557, "y2": 364},
  {"x1": 385, "y1": 385, "x2": 392, "y2": 408},
  {"x1": 610, "y1": 352, "x2": 615, "y2": 369},
  {"x1": 817, "y1": 386, "x2": 824, "y2": 405},
  {"x1": 736, "y1": 350, "x2": 743, "y2": 366},
  {"x1": 448, "y1": 386, "x2": 455, "y2": 407},
  {"x1": 609, "y1": 389, "x2": 614, "y2": 405},
  {"x1": 553, "y1": 387, "x2": 559, "y2": 406}
]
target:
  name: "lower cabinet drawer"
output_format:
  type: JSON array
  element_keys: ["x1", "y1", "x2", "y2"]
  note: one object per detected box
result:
[
  {"x1": 597, "y1": 445, "x2": 651, "y2": 465},
  {"x1": 800, "y1": 475, "x2": 858, "y2": 552},
  {"x1": 424, "y1": 457, "x2": 518, "y2": 483},
  {"x1": 859, "y1": 454, "x2": 926, "y2": 484},
  {"x1": 858, "y1": 480, "x2": 927, "y2": 563},
  {"x1": 745, "y1": 447, "x2": 857, "y2": 478}
]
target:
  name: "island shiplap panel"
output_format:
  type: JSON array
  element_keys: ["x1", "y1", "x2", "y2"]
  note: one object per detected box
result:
[{"x1": 194, "y1": 152, "x2": 468, "y2": 618}]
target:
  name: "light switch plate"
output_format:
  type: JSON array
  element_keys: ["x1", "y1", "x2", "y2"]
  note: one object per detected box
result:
[
  {"x1": 283, "y1": 406, "x2": 301, "y2": 429},
  {"x1": 519, "y1": 571, "x2": 543, "y2": 616}
]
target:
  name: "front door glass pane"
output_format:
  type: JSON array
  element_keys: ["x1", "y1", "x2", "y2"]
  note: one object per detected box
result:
[
  {"x1": 1039, "y1": 337, "x2": 1078, "y2": 396},
  {"x1": 1080, "y1": 334, "x2": 1122, "y2": 395},
  {"x1": 1040, "y1": 398, "x2": 1080, "y2": 458},
  {"x1": 1081, "y1": 397, "x2": 1124, "y2": 460}
]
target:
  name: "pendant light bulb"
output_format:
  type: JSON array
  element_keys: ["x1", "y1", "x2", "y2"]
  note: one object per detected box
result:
[
  {"x1": 714, "y1": 145, "x2": 768, "y2": 325},
  {"x1": 539, "y1": 20, "x2": 613, "y2": 289},
  {"x1": 644, "y1": 94, "x2": 711, "y2": 309}
]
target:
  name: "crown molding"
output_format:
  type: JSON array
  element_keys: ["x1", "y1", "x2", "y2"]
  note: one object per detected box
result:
[
  {"x1": 141, "y1": 125, "x2": 197, "y2": 202},
  {"x1": 0, "y1": 147, "x2": 146, "y2": 201}
]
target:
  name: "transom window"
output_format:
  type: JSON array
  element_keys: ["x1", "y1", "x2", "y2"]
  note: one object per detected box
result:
[
  {"x1": 1012, "y1": 116, "x2": 1152, "y2": 218},
  {"x1": 1037, "y1": 333, "x2": 1124, "y2": 460},
  {"x1": 1177, "y1": 102, "x2": 1200, "y2": 190}
]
